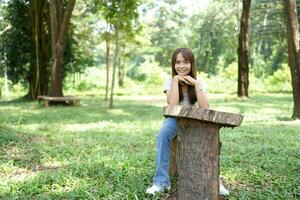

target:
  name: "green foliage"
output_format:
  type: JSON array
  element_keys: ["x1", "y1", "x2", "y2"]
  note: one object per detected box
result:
[
  {"x1": 64, "y1": 67, "x2": 103, "y2": 92},
  {"x1": 264, "y1": 64, "x2": 292, "y2": 93},
  {"x1": 0, "y1": 77, "x2": 11, "y2": 95},
  {"x1": 249, "y1": 1, "x2": 287, "y2": 78},
  {"x1": 128, "y1": 59, "x2": 168, "y2": 86},
  {"x1": 0, "y1": 94, "x2": 298, "y2": 199},
  {"x1": 0, "y1": 77, "x2": 3, "y2": 90},
  {"x1": 0, "y1": 0, "x2": 295, "y2": 103},
  {"x1": 92, "y1": 0, "x2": 141, "y2": 45},
  {"x1": 68, "y1": 1, "x2": 103, "y2": 72},
  {"x1": 1, "y1": 0, "x2": 35, "y2": 84},
  {"x1": 188, "y1": 0, "x2": 238, "y2": 74},
  {"x1": 138, "y1": 0, "x2": 190, "y2": 67},
  {"x1": 1, "y1": 0, "x2": 83, "y2": 94},
  {"x1": 219, "y1": 61, "x2": 238, "y2": 80}
]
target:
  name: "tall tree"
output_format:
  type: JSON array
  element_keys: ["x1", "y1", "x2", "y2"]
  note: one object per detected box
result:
[
  {"x1": 94, "y1": 0, "x2": 139, "y2": 100},
  {"x1": 1, "y1": 0, "x2": 50, "y2": 100},
  {"x1": 109, "y1": 0, "x2": 123, "y2": 108},
  {"x1": 105, "y1": 30, "x2": 111, "y2": 100},
  {"x1": 118, "y1": 43, "x2": 125, "y2": 87},
  {"x1": 237, "y1": 0, "x2": 251, "y2": 97},
  {"x1": 0, "y1": 3, "x2": 9, "y2": 99},
  {"x1": 283, "y1": 0, "x2": 300, "y2": 119},
  {"x1": 103, "y1": 0, "x2": 111, "y2": 101},
  {"x1": 49, "y1": 0, "x2": 76, "y2": 97},
  {"x1": 29, "y1": 0, "x2": 49, "y2": 98}
]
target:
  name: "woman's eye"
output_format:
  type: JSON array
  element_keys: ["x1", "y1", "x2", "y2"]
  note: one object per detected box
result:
[{"x1": 175, "y1": 61, "x2": 180, "y2": 64}]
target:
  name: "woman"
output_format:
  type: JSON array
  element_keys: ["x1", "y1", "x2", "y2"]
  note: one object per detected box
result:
[{"x1": 146, "y1": 48, "x2": 229, "y2": 196}]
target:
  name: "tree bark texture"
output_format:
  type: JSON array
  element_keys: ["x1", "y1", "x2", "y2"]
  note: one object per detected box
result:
[
  {"x1": 283, "y1": 0, "x2": 300, "y2": 119},
  {"x1": 49, "y1": 0, "x2": 75, "y2": 97},
  {"x1": 118, "y1": 56, "x2": 125, "y2": 87},
  {"x1": 28, "y1": 0, "x2": 48, "y2": 100},
  {"x1": 105, "y1": 33, "x2": 110, "y2": 101},
  {"x1": 109, "y1": 0, "x2": 123, "y2": 108},
  {"x1": 177, "y1": 119, "x2": 220, "y2": 200},
  {"x1": 118, "y1": 44, "x2": 125, "y2": 87},
  {"x1": 197, "y1": 32, "x2": 204, "y2": 68},
  {"x1": 164, "y1": 105, "x2": 243, "y2": 200},
  {"x1": 169, "y1": 139, "x2": 223, "y2": 178},
  {"x1": 163, "y1": 106, "x2": 243, "y2": 128},
  {"x1": 109, "y1": 26, "x2": 120, "y2": 108},
  {"x1": 169, "y1": 138, "x2": 177, "y2": 176},
  {"x1": 237, "y1": 0, "x2": 251, "y2": 97}
]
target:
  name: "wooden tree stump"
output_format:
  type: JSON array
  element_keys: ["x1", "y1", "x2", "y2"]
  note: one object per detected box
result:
[{"x1": 164, "y1": 105, "x2": 243, "y2": 200}]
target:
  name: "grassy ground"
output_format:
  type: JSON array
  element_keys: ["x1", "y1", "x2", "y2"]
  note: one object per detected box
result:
[{"x1": 0, "y1": 93, "x2": 299, "y2": 199}]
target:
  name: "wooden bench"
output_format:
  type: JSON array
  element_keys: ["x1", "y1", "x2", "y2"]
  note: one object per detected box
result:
[
  {"x1": 163, "y1": 105, "x2": 243, "y2": 200},
  {"x1": 37, "y1": 96, "x2": 80, "y2": 108}
]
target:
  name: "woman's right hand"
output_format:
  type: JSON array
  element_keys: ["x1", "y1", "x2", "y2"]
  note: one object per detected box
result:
[{"x1": 174, "y1": 75, "x2": 192, "y2": 85}]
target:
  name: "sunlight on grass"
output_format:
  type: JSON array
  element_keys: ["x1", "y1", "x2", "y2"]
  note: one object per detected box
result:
[
  {"x1": 0, "y1": 93, "x2": 299, "y2": 199},
  {"x1": 106, "y1": 108, "x2": 132, "y2": 116},
  {"x1": 63, "y1": 122, "x2": 110, "y2": 132},
  {"x1": 21, "y1": 124, "x2": 41, "y2": 131}
]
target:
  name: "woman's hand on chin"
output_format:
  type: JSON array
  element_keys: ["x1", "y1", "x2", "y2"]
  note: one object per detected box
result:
[
  {"x1": 181, "y1": 75, "x2": 197, "y2": 86},
  {"x1": 178, "y1": 75, "x2": 192, "y2": 85}
]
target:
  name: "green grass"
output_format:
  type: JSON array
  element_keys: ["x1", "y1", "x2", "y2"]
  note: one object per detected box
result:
[{"x1": 0, "y1": 93, "x2": 299, "y2": 199}]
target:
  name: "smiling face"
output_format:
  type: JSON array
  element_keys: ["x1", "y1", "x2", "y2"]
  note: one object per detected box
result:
[
  {"x1": 171, "y1": 48, "x2": 196, "y2": 79},
  {"x1": 174, "y1": 53, "x2": 191, "y2": 76}
]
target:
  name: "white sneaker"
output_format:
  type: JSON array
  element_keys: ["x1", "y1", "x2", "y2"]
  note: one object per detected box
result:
[
  {"x1": 146, "y1": 184, "x2": 171, "y2": 195},
  {"x1": 219, "y1": 181, "x2": 229, "y2": 195}
]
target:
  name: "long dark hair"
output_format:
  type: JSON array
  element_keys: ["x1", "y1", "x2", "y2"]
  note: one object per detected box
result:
[{"x1": 171, "y1": 48, "x2": 197, "y2": 104}]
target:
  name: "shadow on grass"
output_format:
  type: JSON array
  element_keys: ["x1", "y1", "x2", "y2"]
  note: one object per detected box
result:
[
  {"x1": 276, "y1": 116, "x2": 298, "y2": 121},
  {"x1": 0, "y1": 95, "x2": 32, "y2": 105},
  {"x1": 1, "y1": 121, "x2": 299, "y2": 199},
  {"x1": 0, "y1": 125, "x2": 22, "y2": 146},
  {"x1": 0, "y1": 99, "x2": 163, "y2": 127},
  {"x1": 0, "y1": 159, "x2": 161, "y2": 199},
  {"x1": 0, "y1": 125, "x2": 44, "y2": 169},
  {"x1": 1, "y1": 94, "x2": 299, "y2": 199}
]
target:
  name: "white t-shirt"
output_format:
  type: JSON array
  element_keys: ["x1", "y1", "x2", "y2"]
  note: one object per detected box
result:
[{"x1": 163, "y1": 77, "x2": 208, "y2": 106}]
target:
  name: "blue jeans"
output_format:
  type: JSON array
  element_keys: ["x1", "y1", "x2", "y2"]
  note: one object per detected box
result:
[{"x1": 153, "y1": 118, "x2": 177, "y2": 187}]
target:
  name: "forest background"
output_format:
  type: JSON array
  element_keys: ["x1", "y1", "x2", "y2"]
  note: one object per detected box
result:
[
  {"x1": 0, "y1": 0, "x2": 299, "y2": 199},
  {"x1": 0, "y1": 0, "x2": 294, "y2": 102}
]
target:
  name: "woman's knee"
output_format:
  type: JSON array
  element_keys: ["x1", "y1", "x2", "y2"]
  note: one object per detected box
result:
[{"x1": 157, "y1": 118, "x2": 177, "y2": 141}]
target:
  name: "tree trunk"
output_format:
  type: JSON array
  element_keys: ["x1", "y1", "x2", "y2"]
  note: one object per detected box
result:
[
  {"x1": 203, "y1": 50, "x2": 210, "y2": 73},
  {"x1": 236, "y1": 0, "x2": 240, "y2": 33},
  {"x1": 118, "y1": 52, "x2": 125, "y2": 87},
  {"x1": 118, "y1": 63, "x2": 124, "y2": 87},
  {"x1": 197, "y1": 33, "x2": 204, "y2": 68},
  {"x1": 109, "y1": 28, "x2": 120, "y2": 108},
  {"x1": 271, "y1": 42, "x2": 285, "y2": 73},
  {"x1": 283, "y1": 0, "x2": 300, "y2": 119},
  {"x1": 27, "y1": 61, "x2": 37, "y2": 100},
  {"x1": 109, "y1": 0, "x2": 123, "y2": 108},
  {"x1": 105, "y1": 33, "x2": 110, "y2": 101},
  {"x1": 118, "y1": 44, "x2": 126, "y2": 87},
  {"x1": 49, "y1": 0, "x2": 75, "y2": 97},
  {"x1": 177, "y1": 119, "x2": 220, "y2": 200},
  {"x1": 237, "y1": 0, "x2": 251, "y2": 97},
  {"x1": 28, "y1": 0, "x2": 48, "y2": 100},
  {"x1": 4, "y1": 67, "x2": 8, "y2": 97}
]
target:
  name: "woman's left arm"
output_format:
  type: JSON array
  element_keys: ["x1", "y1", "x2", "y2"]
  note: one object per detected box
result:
[
  {"x1": 194, "y1": 82, "x2": 209, "y2": 109},
  {"x1": 182, "y1": 76, "x2": 209, "y2": 109}
]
